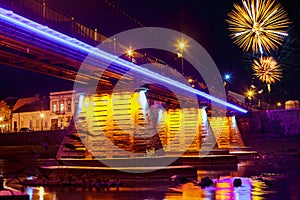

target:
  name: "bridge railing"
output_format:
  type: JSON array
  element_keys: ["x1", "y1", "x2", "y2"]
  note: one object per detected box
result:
[
  {"x1": 0, "y1": 0, "x2": 107, "y2": 45},
  {"x1": 0, "y1": 0, "x2": 162, "y2": 63}
]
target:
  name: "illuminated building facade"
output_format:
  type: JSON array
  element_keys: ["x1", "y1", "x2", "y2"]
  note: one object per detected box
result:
[
  {"x1": 0, "y1": 100, "x2": 11, "y2": 133},
  {"x1": 12, "y1": 98, "x2": 51, "y2": 131},
  {"x1": 49, "y1": 90, "x2": 80, "y2": 130}
]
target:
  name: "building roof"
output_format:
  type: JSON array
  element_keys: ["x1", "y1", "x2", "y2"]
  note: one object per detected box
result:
[
  {"x1": 50, "y1": 90, "x2": 76, "y2": 96},
  {"x1": 13, "y1": 99, "x2": 50, "y2": 113},
  {"x1": 12, "y1": 95, "x2": 40, "y2": 111}
]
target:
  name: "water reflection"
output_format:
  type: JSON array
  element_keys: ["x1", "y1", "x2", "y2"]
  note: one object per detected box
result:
[
  {"x1": 21, "y1": 177, "x2": 276, "y2": 199},
  {"x1": 165, "y1": 177, "x2": 267, "y2": 200},
  {"x1": 4, "y1": 174, "x2": 287, "y2": 200},
  {"x1": 26, "y1": 186, "x2": 57, "y2": 200},
  {"x1": 2, "y1": 159, "x2": 299, "y2": 200},
  {"x1": 26, "y1": 187, "x2": 33, "y2": 200}
]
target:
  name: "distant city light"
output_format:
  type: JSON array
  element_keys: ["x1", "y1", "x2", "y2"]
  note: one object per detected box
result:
[{"x1": 0, "y1": 7, "x2": 247, "y2": 113}]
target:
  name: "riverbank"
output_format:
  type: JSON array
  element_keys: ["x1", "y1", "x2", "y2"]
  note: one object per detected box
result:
[
  {"x1": 244, "y1": 134, "x2": 300, "y2": 168},
  {"x1": 0, "y1": 145, "x2": 59, "y2": 159}
]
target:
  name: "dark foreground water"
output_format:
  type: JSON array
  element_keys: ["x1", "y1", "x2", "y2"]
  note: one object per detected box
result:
[{"x1": 2, "y1": 161, "x2": 300, "y2": 200}]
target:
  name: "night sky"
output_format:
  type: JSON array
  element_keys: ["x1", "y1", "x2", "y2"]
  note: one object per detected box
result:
[{"x1": 0, "y1": 0, "x2": 299, "y2": 103}]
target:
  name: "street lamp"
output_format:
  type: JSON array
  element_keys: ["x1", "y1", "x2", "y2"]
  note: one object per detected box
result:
[
  {"x1": 127, "y1": 49, "x2": 133, "y2": 57},
  {"x1": 277, "y1": 102, "x2": 282, "y2": 109},
  {"x1": 40, "y1": 113, "x2": 45, "y2": 131},
  {"x1": 178, "y1": 42, "x2": 185, "y2": 75},
  {"x1": 246, "y1": 89, "x2": 254, "y2": 100},
  {"x1": 126, "y1": 46, "x2": 133, "y2": 58},
  {"x1": 224, "y1": 74, "x2": 231, "y2": 93},
  {"x1": 224, "y1": 74, "x2": 231, "y2": 81}
]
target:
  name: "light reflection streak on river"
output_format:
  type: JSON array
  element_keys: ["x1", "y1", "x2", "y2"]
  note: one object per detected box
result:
[
  {"x1": 164, "y1": 177, "x2": 267, "y2": 200},
  {"x1": 22, "y1": 177, "x2": 270, "y2": 200},
  {"x1": 2, "y1": 160, "x2": 295, "y2": 200}
]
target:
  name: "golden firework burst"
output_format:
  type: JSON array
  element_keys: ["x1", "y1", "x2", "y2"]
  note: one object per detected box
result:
[
  {"x1": 227, "y1": 0, "x2": 290, "y2": 54},
  {"x1": 253, "y1": 56, "x2": 282, "y2": 92}
]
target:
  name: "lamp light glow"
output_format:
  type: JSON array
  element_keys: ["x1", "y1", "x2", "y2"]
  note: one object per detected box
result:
[
  {"x1": 224, "y1": 74, "x2": 231, "y2": 81},
  {"x1": 179, "y1": 42, "x2": 185, "y2": 50},
  {"x1": 126, "y1": 47, "x2": 133, "y2": 57},
  {"x1": 0, "y1": 7, "x2": 247, "y2": 113},
  {"x1": 246, "y1": 89, "x2": 254, "y2": 99}
]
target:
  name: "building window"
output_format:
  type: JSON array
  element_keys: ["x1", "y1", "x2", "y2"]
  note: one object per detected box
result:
[
  {"x1": 60, "y1": 102, "x2": 65, "y2": 112},
  {"x1": 53, "y1": 102, "x2": 57, "y2": 112},
  {"x1": 67, "y1": 100, "x2": 71, "y2": 112}
]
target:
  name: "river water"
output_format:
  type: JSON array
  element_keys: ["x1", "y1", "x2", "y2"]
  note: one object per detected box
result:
[{"x1": 2, "y1": 160, "x2": 300, "y2": 200}]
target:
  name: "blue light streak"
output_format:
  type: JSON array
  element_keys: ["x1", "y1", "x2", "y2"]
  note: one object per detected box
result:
[{"x1": 0, "y1": 7, "x2": 247, "y2": 113}]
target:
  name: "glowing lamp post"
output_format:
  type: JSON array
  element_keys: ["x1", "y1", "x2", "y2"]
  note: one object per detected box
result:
[
  {"x1": 277, "y1": 102, "x2": 282, "y2": 109},
  {"x1": 40, "y1": 113, "x2": 45, "y2": 131},
  {"x1": 224, "y1": 74, "x2": 230, "y2": 81},
  {"x1": 224, "y1": 74, "x2": 231, "y2": 93},
  {"x1": 127, "y1": 49, "x2": 133, "y2": 57},
  {"x1": 178, "y1": 42, "x2": 185, "y2": 75},
  {"x1": 126, "y1": 46, "x2": 134, "y2": 62},
  {"x1": 246, "y1": 90, "x2": 254, "y2": 100},
  {"x1": 246, "y1": 89, "x2": 255, "y2": 105}
]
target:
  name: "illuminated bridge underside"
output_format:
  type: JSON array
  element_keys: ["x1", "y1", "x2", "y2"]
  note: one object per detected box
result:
[{"x1": 56, "y1": 91, "x2": 245, "y2": 159}]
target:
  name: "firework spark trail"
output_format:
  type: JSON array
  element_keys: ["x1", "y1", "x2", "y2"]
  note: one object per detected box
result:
[
  {"x1": 227, "y1": 0, "x2": 290, "y2": 54},
  {"x1": 252, "y1": 56, "x2": 282, "y2": 93}
]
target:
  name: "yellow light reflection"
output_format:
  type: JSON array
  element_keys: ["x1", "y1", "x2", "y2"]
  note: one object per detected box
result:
[
  {"x1": 252, "y1": 180, "x2": 268, "y2": 198},
  {"x1": 182, "y1": 183, "x2": 203, "y2": 199},
  {"x1": 39, "y1": 186, "x2": 45, "y2": 200},
  {"x1": 215, "y1": 182, "x2": 232, "y2": 200}
]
